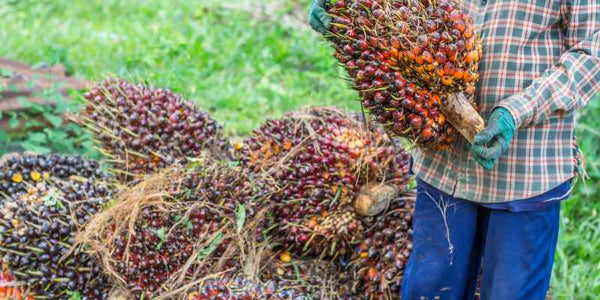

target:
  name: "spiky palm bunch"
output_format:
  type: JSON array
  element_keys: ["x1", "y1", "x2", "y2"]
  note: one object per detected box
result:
[
  {"x1": 0, "y1": 154, "x2": 112, "y2": 300},
  {"x1": 236, "y1": 107, "x2": 411, "y2": 258},
  {"x1": 325, "y1": 0, "x2": 482, "y2": 149},
  {"x1": 80, "y1": 79, "x2": 231, "y2": 181}
]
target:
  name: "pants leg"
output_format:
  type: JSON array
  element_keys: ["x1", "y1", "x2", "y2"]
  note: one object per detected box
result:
[
  {"x1": 479, "y1": 201, "x2": 561, "y2": 300},
  {"x1": 402, "y1": 180, "x2": 484, "y2": 300}
]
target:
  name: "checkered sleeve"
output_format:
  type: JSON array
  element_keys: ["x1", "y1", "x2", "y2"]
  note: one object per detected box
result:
[{"x1": 495, "y1": 0, "x2": 600, "y2": 128}]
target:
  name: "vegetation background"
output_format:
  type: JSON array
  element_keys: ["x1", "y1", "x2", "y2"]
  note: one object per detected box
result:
[{"x1": 0, "y1": 0, "x2": 598, "y2": 298}]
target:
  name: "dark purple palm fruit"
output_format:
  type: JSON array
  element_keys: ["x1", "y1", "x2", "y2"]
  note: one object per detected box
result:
[
  {"x1": 0, "y1": 154, "x2": 113, "y2": 299},
  {"x1": 80, "y1": 78, "x2": 231, "y2": 181},
  {"x1": 323, "y1": 0, "x2": 482, "y2": 149},
  {"x1": 96, "y1": 161, "x2": 269, "y2": 299},
  {"x1": 235, "y1": 107, "x2": 411, "y2": 259},
  {"x1": 348, "y1": 192, "x2": 415, "y2": 299}
]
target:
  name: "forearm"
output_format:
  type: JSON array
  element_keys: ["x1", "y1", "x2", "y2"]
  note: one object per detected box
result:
[{"x1": 496, "y1": 31, "x2": 600, "y2": 128}]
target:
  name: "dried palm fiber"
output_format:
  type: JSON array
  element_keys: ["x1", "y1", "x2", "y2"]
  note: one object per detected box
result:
[{"x1": 76, "y1": 159, "x2": 271, "y2": 300}]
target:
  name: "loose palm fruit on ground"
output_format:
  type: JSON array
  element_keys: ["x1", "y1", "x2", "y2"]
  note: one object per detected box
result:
[
  {"x1": 0, "y1": 155, "x2": 112, "y2": 300},
  {"x1": 324, "y1": 0, "x2": 482, "y2": 148},
  {"x1": 80, "y1": 78, "x2": 231, "y2": 181},
  {"x1": 235, "y1": 107, "x2": 411, "y2": 258},
  {"x1": 81, "y1": 161, "x2": 268, "y2": 299},
  {"x1": 348, "y1": 193, "x2": 415, "y2": 299},
  {"x1": 187, "y1": 278, "x2": 310, "y2": 300},
  {"x1": 260, "y1": 254, "x2": 357, "y2": 299}
]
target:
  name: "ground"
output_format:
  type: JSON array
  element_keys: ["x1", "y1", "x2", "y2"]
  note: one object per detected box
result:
[{"x1": 0, "y1": 0, "x2": 598, "y2": 298}]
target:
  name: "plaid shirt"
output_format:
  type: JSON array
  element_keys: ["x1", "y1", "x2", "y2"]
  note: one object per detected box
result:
[{"x1": 412, "y1": 0, "x2": 600, "y2": 203}]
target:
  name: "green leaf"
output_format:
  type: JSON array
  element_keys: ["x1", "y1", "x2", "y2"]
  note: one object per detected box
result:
[
  {"x1": 0, "y1": 129, "x2": 8, "y2": 143},
  {"x1": 24, "y1": 119, "x2": 43, "y2": 128},
  {"x1": 228, "y1": 161, "x2": 240, "y2": 167},
  {"x1": 8, "y1": 113, "x2": 19, "y2": 129},
  {"x1": 21, "y1": 141, "x2": 51, "y2": 154},
  {"x1": 156, "y1": 227, "x2": 168, "y2": 242},
  {"x1": 43, "y1": 188, "x2": 63, "y2": 208},
  {"x1": 236, "y1": 204, "x2": 246, "y2": 233},
  {"x1": 27, "y1": 132, "x2": 47, "y2": 143},
  {"x1": 66, "y1": 291, "x2": 82, "y2": 300},
  {"x1": 44, "y1": 113, "x2": 63, "y2": 128},
  {"x1": 0, "y1": 68, "x2": 13, "y2": 77},
  {"x1": 198, "y1": 232, "x2": 223, "y2": 259},
  {"x1": 17, "y1": 97, "x2": 34, "y2": 109}
]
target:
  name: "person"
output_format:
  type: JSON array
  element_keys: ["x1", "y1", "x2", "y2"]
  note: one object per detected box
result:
[{"x1": 309, "y1": 0, "x2": 599, "y2": 299}]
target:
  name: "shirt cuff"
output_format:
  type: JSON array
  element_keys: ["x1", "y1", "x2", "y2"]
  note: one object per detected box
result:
[{"x1": 494, "y1": 93, "x2": 535, "y2": 129}]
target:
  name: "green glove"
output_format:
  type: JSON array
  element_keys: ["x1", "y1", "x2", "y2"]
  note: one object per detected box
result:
[
  {"x1": 309, "y1": 0, "x2": 331, "y2": 35},
  {"x1": 470, "y1": 108, "x2": 516, "y2": 170}
]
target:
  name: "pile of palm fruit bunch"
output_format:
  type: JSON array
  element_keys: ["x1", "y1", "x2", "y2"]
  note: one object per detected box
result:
[
  {"x1": 77, "y1": 161, "x2": 272, "y2": 300},
  {"x1": 78, "y1": 78, "x2": 231, "y2": 181},
  {"x1": 324, "y1": 0, "x2": 483, "y2": 148},
  {"x1": 0, "y1": 74, "x2": 417, "y2": 299},
  {"x1": 0, "y1": 154, "x2": 112, "y2": 299},
  {"x1": 345, "y1": 189, "x2": 416, "y2": 299},
  {"x1": 234, "y1": 107, "x2": 412, "y2": 260}
]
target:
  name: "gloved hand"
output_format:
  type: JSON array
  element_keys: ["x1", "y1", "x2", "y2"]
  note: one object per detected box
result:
[
  {"x1": 309, "y1": 0, "x2": 331, "y2": 35},
  {"x1": 470, "y1": 108, "x2": 516, "y2": 170}
]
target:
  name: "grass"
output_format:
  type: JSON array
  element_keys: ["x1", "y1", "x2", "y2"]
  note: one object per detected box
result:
[{"x1": 0, "y1": 0, "x2": 598, "y2": 298}]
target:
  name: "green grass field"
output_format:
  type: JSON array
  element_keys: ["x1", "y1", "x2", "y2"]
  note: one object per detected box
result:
[{"x1": 1, "y1": 0, "x2": 598, "y2": 298}]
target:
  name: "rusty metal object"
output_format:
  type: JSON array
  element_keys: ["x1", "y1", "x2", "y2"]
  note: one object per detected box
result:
[{"x1": 0, "y1": 57, "x2": 93, "y2": 130}]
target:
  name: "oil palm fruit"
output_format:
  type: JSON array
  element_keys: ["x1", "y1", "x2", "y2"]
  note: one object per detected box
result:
[
  {"x1": 324, "y1": 0, "x2": 482, "y2": 149},
  {"x1": 349, "y1": 193, "x2": 415, "y2": 299},
  {"x1": 80, "y1": 78, "x2": 231, "y2": 181},
  {"x1": 87, "y1": 161, "x2": 268, "y2": 299},
  {"x1": 0, "y1": 154, "x2": 112, "y2": 300},
  {"x1": 235, "y1": 107, "x2": 411, "y2": 258}
]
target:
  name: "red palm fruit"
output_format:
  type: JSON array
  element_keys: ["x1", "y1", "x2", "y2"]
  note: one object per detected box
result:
[
  {"x1": 323, "y1": 0, "x2": 478, "y2": 148},
  {"x1": 348, "y1": 192, "x2": 415, "y2": 299},
  {"x1": 422, "y1": 51, "x2": 434, "y2": 64},
  {"x1": 435, "y1": 51, "x2": 447, "y2": 63},
  {"x1": 235, "y1": 107, "x2": 412, "y2": 258},
  {"x1": 80, "y1": 79, "x2": 231, "y2": 182},
  {"x1": 444, "y1": 62, "x2": 456, "y2": 75},
  {"x1": 88, "y1": 161, "x2": 268, "y2": 299},
  {"x1": 454, "y1": 20, "x2": 466, "y2": 32}
]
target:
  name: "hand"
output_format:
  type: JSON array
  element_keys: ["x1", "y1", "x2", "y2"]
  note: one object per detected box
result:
[
  {"x1": 309, "y1": 0, "x2": 331, "y2": 35},
  {"x1": 470, "y1": 108, "x2": 516, "y2": 170}
]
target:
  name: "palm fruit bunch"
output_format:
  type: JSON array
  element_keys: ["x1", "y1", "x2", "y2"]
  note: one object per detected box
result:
[
  {"x1": 81, "y1": 162, "x2": 268, "y2": 299},
  {"x1": 235, "y1": 107, "x2": 411, "y2": 258},
  {"x1": 347, "y1": 193, "x2": 415, "y2": 299},
  {"x1": 324, "y1": 0, "x2": 482, "y2": 149},
  {"x1": 80, "y1": 78, "x2": 231, "y2": 181},
  {"x1": 0, "y1": 154, "x2": 112, "y2": 299}
]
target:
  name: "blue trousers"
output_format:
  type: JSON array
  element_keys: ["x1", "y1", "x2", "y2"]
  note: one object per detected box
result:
[{"x1": 401, "y1": 179, "x2": 563, "y2": 300}]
